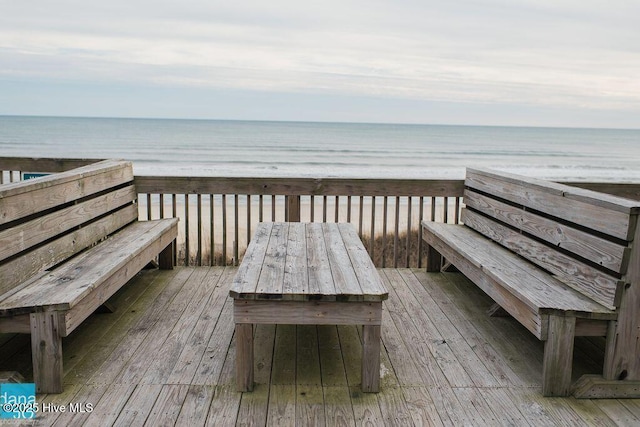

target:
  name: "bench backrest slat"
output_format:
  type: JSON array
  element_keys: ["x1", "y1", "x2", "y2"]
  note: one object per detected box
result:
[
  {"x1": 462, "y1": 208, "x2": 622, "y2": 309},
  {"x1": 464, "y1": 189, "x2": 631, "y2": 273},
  {"x1": 0, "y1": 160, "x2": 137, "y2": 298},
  {"x1": 466, "y1": 168, "x2": 638, "y2": 241},
  {"x1": 463, "y1": 168, "x2": 640, "y2": 309},
  {"x1": 0, "y1": 185, "x2": 137, "y2": 262},
  {"x1": 0, "y1": 159, "x2": 134, "y2": 226}
]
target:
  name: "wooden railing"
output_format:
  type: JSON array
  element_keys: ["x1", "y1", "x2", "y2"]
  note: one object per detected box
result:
[
  {"x1": 2, "y1": 157, "x2": 640, "y2": 268},
  {"x1": 134, "y1": 176, "x2": 465, "y2": 268}
]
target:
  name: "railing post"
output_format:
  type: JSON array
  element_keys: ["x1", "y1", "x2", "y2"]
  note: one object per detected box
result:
[{"x1": 286, "y1": 195, "x2": 301, "y2": 222}]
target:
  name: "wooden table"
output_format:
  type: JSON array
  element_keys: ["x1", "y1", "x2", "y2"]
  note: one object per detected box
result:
[{"x1": 230, "y1": 222, "x2": 388, "y2": 392}]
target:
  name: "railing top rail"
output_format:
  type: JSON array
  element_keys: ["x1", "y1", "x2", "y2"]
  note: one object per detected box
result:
[
  {"x1": 0, "y1": 157, "x2": 103, "y2": 173},
  {"x1": 133, "y1": 175, "x2": 466, "y2": 197}
]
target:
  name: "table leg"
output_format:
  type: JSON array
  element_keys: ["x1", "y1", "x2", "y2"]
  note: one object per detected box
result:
[
  {"x1": 236, "y1": 323, "x2": 254, "y2": 392},
  {"x1": 361, "y1": 324, "x2": 381, "y2": 392}
]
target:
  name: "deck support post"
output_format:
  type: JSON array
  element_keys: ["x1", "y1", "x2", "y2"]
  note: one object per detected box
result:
[
  {"x1": 542, "y1": 315, "x2": 575, "y2": 397},
  {"x1": 30, "y1": 312, "x2": 63, "y2": 394}
]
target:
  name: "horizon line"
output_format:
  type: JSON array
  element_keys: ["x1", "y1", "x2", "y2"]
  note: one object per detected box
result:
[{"x1": 2, "y1": 114, "x2": 639, "y2": 132}]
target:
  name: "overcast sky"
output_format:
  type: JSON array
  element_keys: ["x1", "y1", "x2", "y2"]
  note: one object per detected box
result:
[{"x1": 1, "y1": 1, "x2": 639, "y2": 128}]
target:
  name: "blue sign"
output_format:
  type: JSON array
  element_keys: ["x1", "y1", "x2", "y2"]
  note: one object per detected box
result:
[
  {"x1": 22, "y1": 173, "x2": 49, "y2": 180},
  {"x1": 0, "y1": 383, "x2": 37, "y2": 419}
]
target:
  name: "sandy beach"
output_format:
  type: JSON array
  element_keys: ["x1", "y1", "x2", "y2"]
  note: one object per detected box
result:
[{"x1": 138, "y1": 195, "x2": 458, "y2": 265}]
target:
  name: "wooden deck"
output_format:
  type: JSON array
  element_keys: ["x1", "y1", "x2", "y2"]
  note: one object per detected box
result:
[{"x1": 2, "y1": 267, "x2": 640, "y2": 426}]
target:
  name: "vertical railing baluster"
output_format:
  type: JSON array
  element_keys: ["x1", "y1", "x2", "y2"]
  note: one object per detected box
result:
[
  {"x1": 184, "y1": 194, "x2": 190, "y2": 266},
  {"x1": 247, "y1": 195, "x2": 252, "y2": 246},
  {"x1": 370, "y1": 196, "x2": 376, "y2": 262},
  {"x1": 406, "y1": 196, "x2": 412, "y2": 268},
  {"x1": 443, "y1": 196, "x2": 449, "y2": 223},
  {"x1": 359, "y1": 196, "x2": 364, "y2": 236},
  {"x1": 323, "y1": 195, "x2": 328, "y2": 223},
  {"x1": 172, "y1": 194, "x2": 177, "y2": 217},
  {"x1": 430, "y1": 196, "x2": 436, "y2": 222},
  {"x1": 418, "y1": 196, "x2": 424, "y2": 268},
  {"x1": 271, "y1": 195, "x2": 276, "y2": 221},
  {"x1": 382, "y1": 196, "x2": 388, "y2": 268},
  {"x1": 197, "y1": 194, "x2": 203, "y2": 266},
  {"x1": 209, "y1": 194, "x2": 216, "y2": 267},
  {"x1": 222, "y1": 194, "x2": 227, "y2": 265},
  {"x1": 172, "y1": 194, "x2": 177, "y2": 265}
]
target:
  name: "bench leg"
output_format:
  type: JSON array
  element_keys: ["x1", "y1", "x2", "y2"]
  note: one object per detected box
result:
[
  {"x1": 603, "y1": 320, "x2": 618, "y2": 380},
  {"x1": 604, "y1": 302, "x2": 640, "y2": 381},
  {"x1": 362, "y1": 324, "x2": 381, "y2": 392},
  {"x1": 236, "y1": 323, "x2": 254, "y2": 392},
  {"x1": 542, "y1": 315, "x2": 575, "y2": 397},
  {"x1": 159, "y1": 240, "x2": 175, "y2": 270},
  {"x1": 426, "y1": 244, "x2": 443, "y2": 272},
  {"x1": 30, "y1": 312, "x2": 63, "y2": 394}
]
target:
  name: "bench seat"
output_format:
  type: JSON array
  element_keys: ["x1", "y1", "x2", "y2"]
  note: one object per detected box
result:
[
  {"x1": 0, "y1": 218, "x2": 177, "y2": 329},
  {"x1": 423, "y1": 221, "x2": 616, "y2": 339}
]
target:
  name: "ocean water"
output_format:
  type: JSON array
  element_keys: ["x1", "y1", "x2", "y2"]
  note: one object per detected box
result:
[{"x1": 1, "y1": 115, "x2": 639, "y2": 182}]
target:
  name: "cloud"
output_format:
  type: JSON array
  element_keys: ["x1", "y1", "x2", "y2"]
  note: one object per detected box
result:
[{"x1": 2, "y1": 0, "x2": 640, "y2": 123}]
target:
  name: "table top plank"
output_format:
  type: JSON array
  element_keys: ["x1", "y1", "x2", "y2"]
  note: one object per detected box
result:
[
  {"x1": 230, "y1": 222, "x2": 388, "y2": 302},
  {"x1": 256, "y1": 222, "x2": 289, "y2": 296},
  {"x1": 337, "y1": 223, "x2": 388, "y2": 300},
  {"x1": 231, "y1": 222, "x2": 273, "y2": 296},
  {"x1": 321, "y1": 223, "x2": 364, "y2": 301},
  {"x1": 305, "y1": 223, "x2": 337, "y2": 299},
  {"x1": 283, "y1": 221, "x2": 309, "y2": 300}
]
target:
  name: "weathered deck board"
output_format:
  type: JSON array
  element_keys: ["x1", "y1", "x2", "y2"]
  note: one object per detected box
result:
[
  {"x1": 380, "y1": 269, "x2": 453, "y2": 388},
  {"x1": 2, "y1": 266, "x2": 639, "y2": 426},
  {"x1": 138, "y1": 268, "x2": 214, "y2": 385},
  {"x1": 296, "y1": 325, "x2": 321, "y2": 386},
  {"x1": 166, "y1": 268, "x2": 230, "y2": 385},
  {"x1": 174, "y1": 385, "x2": 215, "y2": 426}
]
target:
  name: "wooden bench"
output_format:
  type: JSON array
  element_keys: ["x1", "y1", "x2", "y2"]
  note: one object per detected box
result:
[
  {"x1": 422, "y1": 168, "x2": 640, "y2": 397},
  {"x1": 0, "y1": 159, "x2": 178, "y2": 393},
  {"x1": 230, "y1": 222, "x2": 388, "y2": 392}
]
